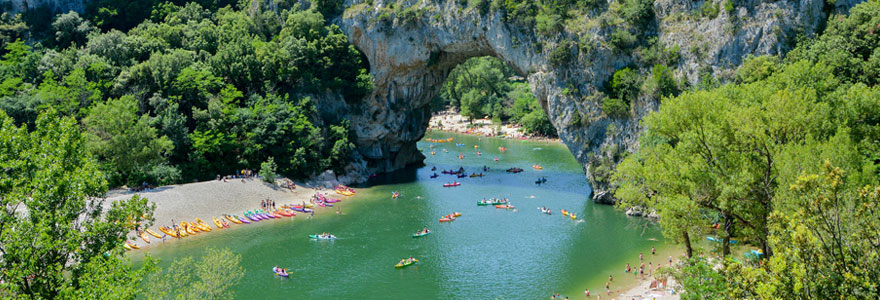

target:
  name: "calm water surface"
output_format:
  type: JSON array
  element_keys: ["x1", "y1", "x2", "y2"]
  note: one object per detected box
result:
[{"x1": 134, "y1": 131, "x2": 671, "y2": 299}]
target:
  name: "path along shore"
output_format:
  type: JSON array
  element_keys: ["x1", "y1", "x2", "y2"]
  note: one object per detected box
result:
[{"x1": 107, "y1": 178, "x2": 348, "y2": 249}]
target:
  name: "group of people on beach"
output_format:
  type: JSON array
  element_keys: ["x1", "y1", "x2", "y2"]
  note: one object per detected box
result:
[
  {"x1": 217, "y1": 169, "x2": 256, "y2": 182},
  {"x1": 262, "y1": 199, "x2": 276, "y2": 210},
  {"x1": 553, "y1": 246, "x2": 672, "y2": 300}
]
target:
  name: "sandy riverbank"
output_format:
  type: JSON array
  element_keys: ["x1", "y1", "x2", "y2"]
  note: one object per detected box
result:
[
  {"x1": 107, "y1": 178, "x2": 351, "y2": 249},
  {"x1": 428, "y1": 110, "x2": 561, "y2": 143}
]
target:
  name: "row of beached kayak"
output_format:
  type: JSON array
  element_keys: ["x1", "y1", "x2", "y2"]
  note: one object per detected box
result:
[{"x1": 126, "y1": 204, "x2": 322, "y2": 250}]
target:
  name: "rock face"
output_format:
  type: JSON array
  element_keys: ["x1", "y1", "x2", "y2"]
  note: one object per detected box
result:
[
  {"x1": 337, "y1": 0, "x2": 861, "y2": 203},
  {"x1": 1, "y1": 0, "x2": 87, "y2": 15}
]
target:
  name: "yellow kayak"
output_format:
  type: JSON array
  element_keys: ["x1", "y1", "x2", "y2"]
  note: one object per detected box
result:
[
  {"x1": 182, "y1": 222, "x2": 196, "y2": 235},
  {"x1": 139, "y1": 232, "x2": 150, "y2": 243},
  {"x1": 125, "y1": 240, "x2": 140, "y2": 249},
  {"x1": 158, "y1": 226, "x2": 179, "y2": 238},
  {"x1": 225, "y1": 214, "x2": 243, "y2": 224},
  {"x1": 212, "y1": 217, "x2": 223, "y2": 229},
  {"x1": 570, "y1": 213, "x2": 577, "y2": 220},
  {"x1": 195, "y1": 218, "x2": 212, "y2": 232},
  {"x1": 145, "y1": 228, "x2": 162, "y2": 238}
]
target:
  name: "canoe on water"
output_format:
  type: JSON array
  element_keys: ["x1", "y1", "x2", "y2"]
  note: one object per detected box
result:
[
  {"x1": 310, "y1": 234, "x2": 337, "y2": 240},
  {"x1": 273, "y1": 267, "x2": 290, "y2": 277},
  {"x1": 395, "y1": 258, "x2": 419, "y2": 268},
  {"x1": 145, "y1": 228, "x2": 162, "y2": 238},
  {"x1": 412, "y1": 230, "x2": 432, "y2": 238},
  {"x1": 495, "y1": 204, "x2": 515, "y2": 209}
]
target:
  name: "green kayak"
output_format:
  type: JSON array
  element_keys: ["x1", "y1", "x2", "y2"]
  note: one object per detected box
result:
[{"x1": 412, "y1": 231, "x2": 431, "y2": 238}]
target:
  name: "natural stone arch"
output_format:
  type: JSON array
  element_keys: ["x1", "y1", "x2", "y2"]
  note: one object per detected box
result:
[{"x1": 334, "y1": 0, "x2": 847, "y2": 202}]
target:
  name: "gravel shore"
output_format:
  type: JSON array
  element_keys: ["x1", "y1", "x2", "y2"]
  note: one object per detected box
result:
[{"x1": 107, "y1": 178, "x2": 345, "y2": 248}]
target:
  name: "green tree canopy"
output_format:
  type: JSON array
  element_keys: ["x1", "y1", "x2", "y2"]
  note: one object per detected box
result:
[{"x1": 0, "y1": 109, "x2": 157, "y2": 298}]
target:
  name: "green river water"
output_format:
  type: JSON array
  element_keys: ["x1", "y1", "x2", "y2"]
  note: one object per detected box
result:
[{"x1": 133, "y1": 131, "x2": 674, "y2": 299}]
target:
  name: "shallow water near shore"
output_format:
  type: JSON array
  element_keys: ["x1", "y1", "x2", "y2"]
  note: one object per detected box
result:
[{"x1": 131, "y1": 131, "x2": 672, "y2": 299}]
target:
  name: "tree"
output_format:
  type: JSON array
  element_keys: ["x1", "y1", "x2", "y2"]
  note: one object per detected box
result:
[
  {"x1": 521, "y1": 110, "x2": 556, "y2": 137},
  {"x1": 747, "y1": 161, "x2": 880, "y2": 298},
  {"x1": 260, "y1": 157, "x2": 277, "y2": 184},
  {"x1": 0, "y1": 109, "x2": 156, "y2": 299},
  {"x1": 144, "y1": 247, "x2": 244, "y2": 300},
  {"x1": 0, "y1": 13, "x2": 29, "y2": 51},
  {"x1": 52, "y1": 12, "x2": 95, "y2": 49},
  {"x1": 83, "y1": 95, "x2": 174, "y2": 187}
]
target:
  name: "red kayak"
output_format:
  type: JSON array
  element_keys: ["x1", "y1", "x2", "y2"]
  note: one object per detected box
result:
[
  {"x1": 443, "y1": 182, "x2": 461, "y2": 187},
  {"x1": 439, "y1": 217, "x2": 453, "y2": 222}
]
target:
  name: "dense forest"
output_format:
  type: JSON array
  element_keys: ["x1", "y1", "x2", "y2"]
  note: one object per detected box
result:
[
  {"x1": 434, "y1": 56, "x2": 557, "y2": 137},
  {"x1": 613, "y1": 1, "x2": 880, "y2": 298},
  {"x1": 1, "y1": 0, "x2": 370, "y2": 188}
]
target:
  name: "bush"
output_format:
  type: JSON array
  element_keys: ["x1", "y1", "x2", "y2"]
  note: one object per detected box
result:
[
  {"x1": 611, "y1": 67, "x2": 643, "y2": 103},
  {"x1": 620, "y1": 0, "x2": 655, "y2": 27},
  {"x1": 701, "y1": 1, "x2": 720, "y2": 19},
  {"x1": 260, "y1": 157, "x2": 277, "y2": 184},
  {"x1": 723, "y1": 1, "x2": 734, "y2": 14},
  {"x1": 536, "y1": 11, "x2": 563, "y2": 35},
  {"x1": 601, "y1": 97, "x2": 629, "y2": 118},
  {"x1": 610, "y1": 29, "x2": 637, "y2": 51},
  {"x1": 549, "y1": 40, "x2": 575, "y2": 67},
  {"x1": 648, "y1": 64, "x2": 679, "y2": 98}
]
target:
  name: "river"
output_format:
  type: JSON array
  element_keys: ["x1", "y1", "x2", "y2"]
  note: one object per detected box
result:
[{"x1": 133, "y1": 131, "x2": 672, "y2": 299}]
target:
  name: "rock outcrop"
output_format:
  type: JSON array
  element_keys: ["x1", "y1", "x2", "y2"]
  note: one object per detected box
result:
[
  {"x1": 1, "y1": 0, "x2": 87, "y2": 15},
  {"x1": 337, "y1": 0, "x2": 861, "y2": 202}
]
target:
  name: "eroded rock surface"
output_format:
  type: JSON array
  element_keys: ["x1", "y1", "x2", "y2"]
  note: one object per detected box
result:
[{"x1": 337, "y1": 0, "x2": 861, "y2": 202}]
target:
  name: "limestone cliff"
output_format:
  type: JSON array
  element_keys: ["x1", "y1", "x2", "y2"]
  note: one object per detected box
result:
[
  {"x1": 1, "y1": 0, "x2": 86, "y2": 15},
  {"x1": 337, "y1": 0, "x2": 861, "y2": 202}
]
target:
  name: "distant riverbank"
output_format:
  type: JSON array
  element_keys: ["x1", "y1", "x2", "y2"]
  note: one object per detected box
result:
[{"x1": 428, "y1": 110, "x2": 561, "y2": 143}]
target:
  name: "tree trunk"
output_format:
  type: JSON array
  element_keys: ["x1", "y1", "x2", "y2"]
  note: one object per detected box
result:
[
  {"x1": 722, "y1": 214, "x2": 733, "y2": 257},
  {"x1": 683, "y1": 230, "x2": 693, "y2": 258}
]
